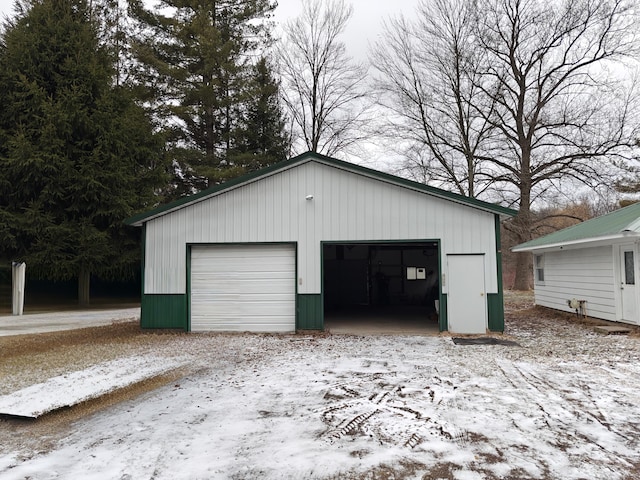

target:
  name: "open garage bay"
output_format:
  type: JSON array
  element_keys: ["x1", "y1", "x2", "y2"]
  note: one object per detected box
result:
[{"x1": 323, "y1": 243, "x2": 440, "y2": 334}]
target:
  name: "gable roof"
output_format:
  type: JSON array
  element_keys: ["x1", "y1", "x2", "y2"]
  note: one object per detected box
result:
[
  {"x1": 125, "y1": 152, "x2": 517, "y2": 226},
  {"x1": 513, "y1": 202, "x2": 640, "y2": 252}
]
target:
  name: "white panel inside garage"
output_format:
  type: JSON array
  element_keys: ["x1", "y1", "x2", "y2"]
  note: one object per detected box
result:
[{"x1": 190, "y1": 244, "x2": 296, "y2": 332}]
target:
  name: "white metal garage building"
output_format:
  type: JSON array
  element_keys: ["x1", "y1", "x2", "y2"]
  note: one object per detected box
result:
[{"x1": 126, "y1": 152, "x2": 516, "y2": 334}]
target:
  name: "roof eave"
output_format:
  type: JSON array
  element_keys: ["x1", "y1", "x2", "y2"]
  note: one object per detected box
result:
[
  {"x1": 124, "y1": 153, "x2": 315, "y2": 226},
  {"x1": 311, "y1": 157, "x2": 517, "y2": 218},
  {"x1": 512, "y1": 231, "x2": 640, "y2": 252}
]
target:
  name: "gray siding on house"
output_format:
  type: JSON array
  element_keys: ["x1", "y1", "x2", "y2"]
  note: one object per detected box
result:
[
  {"x1": 144, "y1": 160, "x2": 498, "y2": 296},
  {"x1": 534, "y1": 246, "x2": 616, "y2": 321}
]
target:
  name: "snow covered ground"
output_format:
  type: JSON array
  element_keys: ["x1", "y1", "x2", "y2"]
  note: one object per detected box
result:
[
  {"x1": 0, "y1": 356, "x2": 183, "y2": 418},
  {"x1": 1, "y1": 310, "x2": 639, "y2": 479}
]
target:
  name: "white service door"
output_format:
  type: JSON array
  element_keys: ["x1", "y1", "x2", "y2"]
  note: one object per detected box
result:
[
  {"x1": 620, "y1": 246, "x2": 638, "y2": 323},
  {"x1": 447, "y1": 255, "x2": 487, "y2": 334},
  {"x1": 190, "y1": 244, "x2": 296, "y2": 332}
]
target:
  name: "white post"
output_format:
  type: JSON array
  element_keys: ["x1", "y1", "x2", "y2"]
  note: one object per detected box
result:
[{"x1": 11, "y1": 262, "x2": 26, "y2": 316}]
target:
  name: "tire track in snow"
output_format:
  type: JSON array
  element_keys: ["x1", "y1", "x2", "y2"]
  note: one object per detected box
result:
[
  {"x1": 330, "y1": 410, "x2": 380, "y2": 439},
  {"x1": 498, "y1": 360, "x2": 638, "y2": 468},
  {"x1": 319, "y1": 361, "x2": 466, "y2": 449},
  {"x1": 404, "y1": 432, "x2": 421, "y2": 449}
]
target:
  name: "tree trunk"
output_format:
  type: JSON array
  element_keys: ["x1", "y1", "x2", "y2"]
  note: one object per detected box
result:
[
  {"x1": 78, "y1": 267, "x2": 90, "y2": 307},
  {"x1": 512, "y1": 202, "x2": 533, "y2": 291},
  {"x1": 513, "y1": 250, "x2": 532, "y2": 291},
  {"x1": 512, "y1": 136, "x2": 533, "y2": 290}
]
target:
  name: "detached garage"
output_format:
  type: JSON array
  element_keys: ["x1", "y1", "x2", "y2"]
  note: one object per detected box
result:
[{"x1": 126, "y1": 152, "x2": 516, "y2": 334}]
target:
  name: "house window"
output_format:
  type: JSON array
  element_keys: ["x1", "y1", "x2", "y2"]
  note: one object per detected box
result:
[
  {"x1": 534, "y1": 254, "x2": 545, "y2": 284},
  {"x1": 624, "y1": 251, "x2": 635, "y2": 285}
]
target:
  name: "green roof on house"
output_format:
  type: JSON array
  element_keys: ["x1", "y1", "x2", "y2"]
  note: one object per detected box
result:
[
  {"x1": 513, "y1": 202, "x2": 640, "y2": 252},
  {"x1": 125, "y1": 151, "x2": 517, "y2": 226}
]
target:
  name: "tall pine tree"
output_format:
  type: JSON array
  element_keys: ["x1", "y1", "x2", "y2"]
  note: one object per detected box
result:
[
  {"x1": 231, "y1": 56, "x2": 290, "y2": 177},
  {"x1": 128, "y1": 0, "x2": 281, "y2": 196},
  {"x1": 0, "y1": 0, "x2": 165, "y2": 305}
]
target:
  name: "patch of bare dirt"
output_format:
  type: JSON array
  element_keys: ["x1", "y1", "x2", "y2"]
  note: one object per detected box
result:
[
  {"x1": 503, "y1": 288, "x2": 535, "y2": 310},
  {"x1": 323, "y1": 459, "x2": 428, "y2": 480},
  {"x1": 505, "y1": 292, "x2": 640, "y2": 339}
]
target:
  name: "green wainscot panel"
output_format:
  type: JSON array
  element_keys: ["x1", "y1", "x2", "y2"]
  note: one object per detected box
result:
[
  {"x1": 297, "y1": 294, "x2": 323, "y2": 330},
  {"x1": 141, "y1": 294, "x2": 187, "y2": 330},
  {"x1": 438, "y1": 294, "x2": 448, "y2": 332},
  {"x1": 487, "y1": 293, "x2": 505, "y2": 333}
]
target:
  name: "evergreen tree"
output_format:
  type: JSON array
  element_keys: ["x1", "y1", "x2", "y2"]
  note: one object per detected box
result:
[
  {"x1": 128, "y1": 0, "x2": 278, "y2": 197},
  {"x1": 231, "y1": 56, "x2": 290, "y2": 176},
  {"x1": 89, "y1": 0, "x2": 131, "y2": 85},
  {"x1": 0, "y1": 0, "x2": 165, "y2": 305}
]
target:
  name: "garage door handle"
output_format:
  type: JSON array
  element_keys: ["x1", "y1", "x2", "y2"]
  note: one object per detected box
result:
[{"x1": 480, "y1": 293, "x2": 484, "y2": 296}]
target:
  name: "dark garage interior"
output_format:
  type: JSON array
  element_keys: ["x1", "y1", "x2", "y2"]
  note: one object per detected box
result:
[{"x1": 323, "y1": 243, "x2": 440, "y2": 333}]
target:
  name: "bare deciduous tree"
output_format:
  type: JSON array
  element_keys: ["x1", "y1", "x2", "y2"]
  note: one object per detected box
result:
[
  {"x1": 372, "y1": 0, "x2": 496, "y2": 197},
  {"x1": 374, "y1": 0, "x2": 640, "y2": 290},
  {"x1": 477, "y1": 0, "x2": 640, "y2": 289},
  {"x1": 277, "y1": 0, "x2": 369, "y2": 156}
]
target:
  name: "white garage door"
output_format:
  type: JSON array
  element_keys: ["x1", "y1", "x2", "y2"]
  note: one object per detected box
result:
[{"x1": 190, "y1": 244, "x2": 296, "y2": 332}]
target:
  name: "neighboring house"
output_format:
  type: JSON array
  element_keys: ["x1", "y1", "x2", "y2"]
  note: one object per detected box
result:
[
  {"x1": 512, "y1": 202, "x2": 640, "y2": 326},
  {"x1": 125, "y1": 152, "x2": 516, "y2": 334}
]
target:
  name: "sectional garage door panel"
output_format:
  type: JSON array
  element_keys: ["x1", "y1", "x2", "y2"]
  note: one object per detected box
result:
[{"x1": 190, "y1": 244, "x2": 296, "y2": 332}]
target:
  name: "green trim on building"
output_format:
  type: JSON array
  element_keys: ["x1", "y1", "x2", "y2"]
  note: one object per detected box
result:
[
  {"x1": 140, "y1": 223, "x2": 146, "y2": 298},
  {"x1": 439, "y1": 294, "x2": 448, "y2": 331},
  {"x1": 141, "y1": 294, "x2": 188, "y2": 329},
  {"x1": 494, "y1": 215, "x2": 504, "y2": 296},
  {"x1": 186, "y1": 245, "x2": 192, "y2": 331},
  {"x1": 320, "y1": 239, "x2": 443, "y2": 331},
  {"x1": 316, "y1": 156, "x2": 516, "y2": 217},
  {"x1": 321, "y1": 239, "x2": 441, "y2": 246},
  {"x1": 125, "y1": 152, "x2": 517, "y2": 227},
  {"x1": 436, "y1": 240, "x2": 446, "y2": 332},
  {"x1": 488, "y1": 214, "x2": 505, "y2": 332},
  {"x1": 297, "y1": 294, "x2": 323, "y2": 330},
  {"x1": 487, "y1": 294, "x2": 504, "y2": 332}
]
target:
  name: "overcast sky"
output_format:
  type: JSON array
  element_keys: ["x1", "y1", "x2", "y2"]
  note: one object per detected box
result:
[
  {"x1": 0, "y1": 0, "x2": 420, "y2": 61},
  {"x1": 273, "y1": 0, "x2": 418, "y2": 60},
  {"x1": 0, "y1": 0, "x2": 13, "y2": 20}
]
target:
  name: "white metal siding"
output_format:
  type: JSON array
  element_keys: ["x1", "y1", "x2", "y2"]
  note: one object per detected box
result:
[
  {"x1": 190, "y1": 244, "x2": 295, "y2": 332},
  {"x1": 534, "y1": 246, "x2": 616, "y2": 321},
  {"x1": 145, "y1": 161, "x2": 498, "y2": 295}
]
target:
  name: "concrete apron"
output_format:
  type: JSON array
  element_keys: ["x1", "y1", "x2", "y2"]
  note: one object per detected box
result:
[{"x1": 324, "y1": 310, "x2": 440, "y2": 336}]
